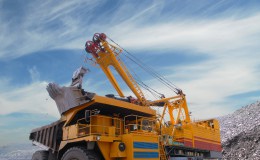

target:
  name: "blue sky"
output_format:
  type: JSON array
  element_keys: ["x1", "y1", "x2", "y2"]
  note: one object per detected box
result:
[{"x1": 0, "y1": 0, "x2": 260, "y2": 146}]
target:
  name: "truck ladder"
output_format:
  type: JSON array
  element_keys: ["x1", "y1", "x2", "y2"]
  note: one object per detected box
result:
[{"x1": 159, "y1": 141, "x2": 167, "y2": 160}]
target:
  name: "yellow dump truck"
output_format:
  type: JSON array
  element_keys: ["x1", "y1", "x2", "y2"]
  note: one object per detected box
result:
[{"x1": 29, "y1": 33, "x2": 222, "y2": 160}]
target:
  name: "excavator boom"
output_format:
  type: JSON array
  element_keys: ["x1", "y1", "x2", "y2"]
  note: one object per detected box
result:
[{"x1": 85, "y1": 33, "x2": 147, "y2": 105}]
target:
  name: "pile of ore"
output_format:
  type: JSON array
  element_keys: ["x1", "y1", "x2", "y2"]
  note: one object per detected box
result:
[
  {"x1": 218, "y1": 101, "x2": 260, "y2": 159},
  {"x1": 222, "y1": 125, "x2": 260, "y2": 159}
]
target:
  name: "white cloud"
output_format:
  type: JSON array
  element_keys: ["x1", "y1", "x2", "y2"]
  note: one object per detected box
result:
[
  {"x1": 134, "y1": 52, "x2": 260, "y2": 119},
  {"x1": 0, "y1": 76, "x2": 111, "y2": 118},
  {"x1": 28, "y1": 66, "x2": 40, "y2": 82},
  {"x1": 1, "y1": 0, "x2": 259, "y2": 60},
  {"x1": 0, "y1": 80, "x2": 59, "y2": 118},
  {"x1": 104, "y1": 13, "x2": 260, "y2": 119},
  {"x1": 109, "y1": 13, "x2": 260, "y2": 57},
  {"x1": 0, "y1": 0, "x2": 101, "y2": 59},
  {"x1": 0, "y1": 1, "x2": 259, "y2": 120},
  {"x1": 102, "y1": 13, "x2": 260, "y2": 119}
]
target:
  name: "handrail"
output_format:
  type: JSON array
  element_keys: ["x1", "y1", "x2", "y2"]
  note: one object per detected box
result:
[
  {"x1": 124, "y1": 115, "x2": 156, "y2": 133},
  {"x1": 77, "y1": 115, "x2": 121, "y2": 137}
]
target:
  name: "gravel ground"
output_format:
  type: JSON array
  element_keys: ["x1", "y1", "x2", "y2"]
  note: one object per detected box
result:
[{"x1": 218, "y1": 101, "x2": 260, "y2": 160}]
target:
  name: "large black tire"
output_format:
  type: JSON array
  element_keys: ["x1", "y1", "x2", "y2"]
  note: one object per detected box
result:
[
  {"x1": 61, "y1": 146, "x2": 101, "y2": 160},
  {"x1": 32, "y1": 150, "x2": 49, "y2": 160}
]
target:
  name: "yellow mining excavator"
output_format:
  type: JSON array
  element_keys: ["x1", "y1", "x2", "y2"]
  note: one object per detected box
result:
[{"x1": 30, "y1": 33, "x2": 222, "y2": 160}]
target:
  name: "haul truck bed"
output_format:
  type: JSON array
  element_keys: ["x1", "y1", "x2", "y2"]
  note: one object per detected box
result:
[{"x1": 29, "y1": 120, "x2": 64, "y2": 152}]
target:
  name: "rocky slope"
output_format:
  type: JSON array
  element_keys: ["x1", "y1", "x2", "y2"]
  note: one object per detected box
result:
[
  {"x1": 222, "y1": 125, "x2": 260, "y2": 160},
  {"x1": 218, "y1": 101, "x2": 260, "y2": 160}
]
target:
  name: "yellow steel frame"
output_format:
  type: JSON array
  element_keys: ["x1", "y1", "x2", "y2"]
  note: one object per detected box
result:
[
  {"x1": 74, "y1": 33, "x2": 222, "y2": 159},
  {"x1": 87, "y1": 35, "x2": 193, "y2": 138},
  {"x1": 92, "y1": 39, "x2": 147, "y2": 105}
]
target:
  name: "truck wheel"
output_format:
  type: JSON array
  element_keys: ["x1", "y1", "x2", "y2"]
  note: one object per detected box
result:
[
  {"x1": 61, "y1": 146, "x2": 100, "y2": 160},
  {"x1": 32, "y1": 150, "x2": 49, "y2": 160}
]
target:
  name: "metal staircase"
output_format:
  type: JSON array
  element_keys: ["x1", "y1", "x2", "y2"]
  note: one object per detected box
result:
[{"x1": 159, "y1": 141, "x2": 167, "y2": 160}]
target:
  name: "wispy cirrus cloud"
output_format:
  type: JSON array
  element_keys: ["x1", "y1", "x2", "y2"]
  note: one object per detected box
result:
[
  {"x1": 28, "y1": 66, "x2": 40, "y2": 82},
  {"x1": 0, "y1": 0, "x2": 101, "y2": 59},
  {"x1": 2, "y1": 0, "x2": 259, "y2": 60},
  {"x1": 110, "y1": 13, "x2": 260, "y2": 55},
  {"x1": 105, "y1": 12, "x2": 260, "y2": 118},
  {"x1": 0, "y1": 80, "x2": 58, "y2": 117},
  {"x1": 0, "y1": 1, "x2": 260, "y2": 120}
]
